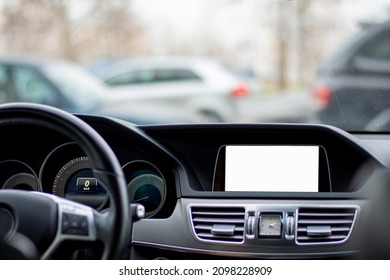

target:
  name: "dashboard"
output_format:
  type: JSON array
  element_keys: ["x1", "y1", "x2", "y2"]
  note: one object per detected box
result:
[{"x1": 1, "y1": 115, "x2": 389, "y2": 259}]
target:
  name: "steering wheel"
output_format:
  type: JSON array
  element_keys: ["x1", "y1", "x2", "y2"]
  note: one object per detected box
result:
[{"x1": 0, "y1": 103, "x2": 131, "y2": 259}]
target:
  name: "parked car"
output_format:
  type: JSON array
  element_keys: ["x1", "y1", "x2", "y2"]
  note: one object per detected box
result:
[
  {"x1": 91, "y1": 57, "x2": 253, "y2": 122},
  {"x1": 0, "y1": 56, "x2": 199, "y2": 124},
  {"x1": 314, "y1": 20, "x2": 390, "y2": 131}
]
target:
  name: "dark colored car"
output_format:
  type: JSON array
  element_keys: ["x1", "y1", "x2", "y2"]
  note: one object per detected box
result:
[
  {"x1": 0, "y1": 56, "x2": 103, "y2": 113},
  {"x1": 314, "y1": 20, "x2": 390, "y2": 131}
]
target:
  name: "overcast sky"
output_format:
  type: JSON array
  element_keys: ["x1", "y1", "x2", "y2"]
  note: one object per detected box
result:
[
  {"x1": 130, "y1": 0, "x2": 390, "y2": 72},
  {"x1": 133, "y1": 0, "x2": 390, "y2": 25}
]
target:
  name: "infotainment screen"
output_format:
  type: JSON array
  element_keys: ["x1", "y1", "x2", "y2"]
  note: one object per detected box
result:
[{"x1": 213, "y1": 145, "x2": 330, "y2": 192}]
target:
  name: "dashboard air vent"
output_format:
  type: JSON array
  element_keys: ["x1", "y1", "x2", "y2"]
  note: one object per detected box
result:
[
  {"x1": 296, "y1": 207, "x2": 357, "y2": 245},
  {"x1": 190, "y1": 206, "x2": 245, "y2": 243}
]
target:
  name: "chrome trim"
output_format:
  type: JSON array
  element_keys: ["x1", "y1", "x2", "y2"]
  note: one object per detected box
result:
[
  {"x1": 285, "y1": 213, "x2": 295, "y2": 240},
  {"x1": 187, "y1": 203, "x2": 360, "y2": 246},
  {"x1": 188, "y1": 204, "x2": 245, "y2": 245},
  {"x1": 295, "y1": 205, "x2": 360, "y2": 246},
  {"x1": 245, "y1": 213, "x2": 256, "y2": 239}
]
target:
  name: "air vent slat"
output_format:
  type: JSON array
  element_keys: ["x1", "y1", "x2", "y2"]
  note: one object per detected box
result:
[
  {"x1": 331, "y1": 227, "x2": 351, "y2": 232},
  {"x1": 193, "y1": 217, "x2": 245, "y2": 224},
  {"x1": 297, "y1": 235, "x2": 347, "y2": 241},
  {"x1": 296, "y1": 207, "x2": 357, "y2": 245},
  {"x1": 192, "y1": 211, "x2": 244, "y2": 216},
  {"x1": 197, "y1": 233, "x2": 244, "y2": 240},
  {"x1": 190, "y1": 206, "x2": 245, "y2": 243},
  {"x1": 299, "y1": 213, "x2": 355, "y2": 217},
  {"x1": 297, "y1": 226, "x2": 351, "y2": 233},
  {"x1": 298, "y1": 219, "x2": 353, "y2": 225},
  {"x1": 194, "y1": 225, "x2": 213, "y2": 231},
  {"x1": 195, "y1": 226, "x2": 245, "y2": 232}
]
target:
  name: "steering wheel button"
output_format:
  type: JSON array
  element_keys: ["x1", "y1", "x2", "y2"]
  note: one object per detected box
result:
[
  {"x1": 81, "y1": 217, "x2": 88, "y2": 227},
  {"x1": 61, "y1": 214, "x2": 70, "y2": 233},
  {"x1": 81, "y1": 218, "x2": 89, "y2": 235},
  {"x1": 62, "y1": 220, "x2": 70, "y2": 228},
  {"x1": 69, "y1": 214, "x2": 81, "y2": 222},
  {"x1": 61, "y1": 213, "x2": 88, "y2": 236}
]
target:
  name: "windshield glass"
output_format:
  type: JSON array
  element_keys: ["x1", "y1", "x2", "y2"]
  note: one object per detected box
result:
[
  {"x1": 1, "y1": 0, "x2": 390, "y2": 130},
  {"x1": 43, "y1": 62, "x2": 106, "y2": 107}
]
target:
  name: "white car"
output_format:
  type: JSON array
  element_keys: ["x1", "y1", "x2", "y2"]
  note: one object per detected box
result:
[{"x1": 92, "y1": 57, "x2": 253, "y2": 122}]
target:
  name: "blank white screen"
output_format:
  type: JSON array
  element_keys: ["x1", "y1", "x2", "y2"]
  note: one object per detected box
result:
[{"x1": 225, "y1": 146, "x2": 319, "y2": 192}]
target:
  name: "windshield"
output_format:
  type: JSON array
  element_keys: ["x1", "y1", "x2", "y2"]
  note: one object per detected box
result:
[
  {"x1": 43, "y1": 62, "x2": 106, "y2": 108},
  {"x1": 1, "y1": 0, "x2": 390, "y2": 131}
]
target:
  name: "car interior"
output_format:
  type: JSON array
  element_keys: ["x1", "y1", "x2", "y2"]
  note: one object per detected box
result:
[
  {"x1": 1, "y1": 102, "x2": 390, "y2": 260},
  {"x1": 2, "y1": 0, "x2": 390, "y2": 262}
]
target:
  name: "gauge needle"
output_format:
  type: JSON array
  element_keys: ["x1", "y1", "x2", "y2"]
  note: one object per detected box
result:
[
  {"x1": 270, "y1": 223, "x2": 277, "y2": 228},
  {"x1": 133, "y1": 196, "x2": 150, "y2": 203}
]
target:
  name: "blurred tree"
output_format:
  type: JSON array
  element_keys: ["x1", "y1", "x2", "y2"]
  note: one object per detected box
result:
[
  {"x1": 74, "y1": 0, "x2": 145, "y2": 64},
  {"x1": 0, "y1": 0, "x2": 145, "y2": 64},
  {"x1": 272, "y1": 0, "x2": 346, "y2": 89},
  {"x1": 49, "y1": 0, "x2": 76, "y2": 60},
  {"x1": 1, "y1": 0, "x2": 64, "y2": 57},
  {"x1": 275, "y1": 0, "x2": 288, "y2": 90},
  {"x1": 294, "y1": 0, "x2": 339, "y2": 86}
]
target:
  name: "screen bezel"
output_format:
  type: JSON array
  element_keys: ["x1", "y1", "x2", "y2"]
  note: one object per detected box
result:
[{"x1": 212, "y1": 145, "x2": 331, "y2": 193}]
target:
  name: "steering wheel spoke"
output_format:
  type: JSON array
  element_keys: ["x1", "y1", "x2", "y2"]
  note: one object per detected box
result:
[{"x1": 41, "y1": 194, "x2": 97, "y2": 259}]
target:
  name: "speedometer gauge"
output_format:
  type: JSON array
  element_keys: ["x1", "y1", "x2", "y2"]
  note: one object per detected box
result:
[
  {"x1": 128, "y1": 173, "x2": 165, "y2": 217},
  {"x1": 123, "y1": 161, "x2": 167, "y2": 218}
]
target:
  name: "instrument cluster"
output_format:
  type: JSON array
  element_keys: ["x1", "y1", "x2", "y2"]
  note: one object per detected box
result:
[{"x1": 0, "y1": 142, "x2": 168, "y2": 218}]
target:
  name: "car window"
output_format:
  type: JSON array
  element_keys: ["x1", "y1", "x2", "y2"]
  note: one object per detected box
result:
[
  {"x1": 106, "y1": 68, "x2": 201, "y2": 86},
  {"x1": 105, "y1": 69, "x2": 155, "y2": 86},
  {"x1": 1, "y1": 0, "x2": 390, "y2": 131},
  {"x1": 155, "y1": 69, "x2": 201, "y2": 82},
  {"x1": 12, "y1": 67, "x2": 58, "y2": 105},
  {"x1": 361, "y1": 30, "x2": 390, "y2": 60}
]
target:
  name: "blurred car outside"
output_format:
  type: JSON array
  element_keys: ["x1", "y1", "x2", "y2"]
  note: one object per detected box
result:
[
  {"x1": 90, "y1": 57, "x2": 257, "y2": 122},
  {"x1": 313, "y1": 20, "x2": 390, "y2": 131},
  {"x1": 0, "y1": 56, "x2": 200, "y2": 125}
]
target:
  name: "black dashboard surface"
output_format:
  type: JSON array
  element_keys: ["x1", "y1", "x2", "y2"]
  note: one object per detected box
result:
[{"x1": 1, "y1": 115, "x2": 388, "y2": 259}]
